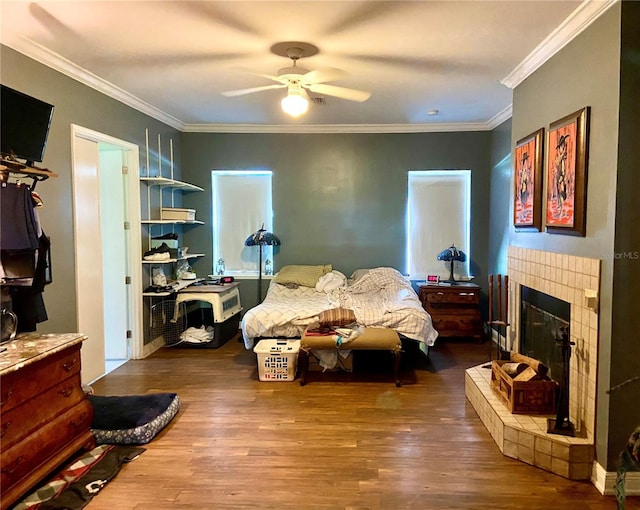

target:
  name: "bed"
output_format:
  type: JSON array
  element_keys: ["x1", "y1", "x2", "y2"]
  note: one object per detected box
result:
[{"x1": 241, "y1": 266, "x2": 438, "y2": 356}]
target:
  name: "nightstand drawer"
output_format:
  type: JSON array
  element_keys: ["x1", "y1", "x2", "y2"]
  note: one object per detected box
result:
[
  {"x1": 425, "y1": 290, "x2": 479, "y2": 305},
  {"x1": 432, "y1": 314, "x2": 483, "y2": 334}
]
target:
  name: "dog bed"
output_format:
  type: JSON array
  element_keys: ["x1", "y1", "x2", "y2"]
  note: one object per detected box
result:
[{"x1": 89, "y1": 393, "x2": 180, "y2": 445}]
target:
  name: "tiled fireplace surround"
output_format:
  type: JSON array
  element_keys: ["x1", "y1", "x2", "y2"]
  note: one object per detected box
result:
[{"x1": 465, "y1": 246, "x2": 600, "y2": 481}]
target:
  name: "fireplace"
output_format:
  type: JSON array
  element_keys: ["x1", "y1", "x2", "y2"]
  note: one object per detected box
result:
[
  {"x1": 465, "y1": 246, "x2": 601, "y2": 480},
  {"x1": 520, "y1": 286, "x2": 570, "y2": 383}
]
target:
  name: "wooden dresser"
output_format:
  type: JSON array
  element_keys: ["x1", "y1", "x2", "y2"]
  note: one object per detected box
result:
[
  {"x1": 418, "y1": 282, "x2": 483, "y2": 339},
  {"x1": 0, "y1": 333, "x2": 94, "y2": 509}
]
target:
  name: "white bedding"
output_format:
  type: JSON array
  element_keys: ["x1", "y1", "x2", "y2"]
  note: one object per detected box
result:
[{"x1": 241, "y1": 267, "x2": 438, "y2": 351}]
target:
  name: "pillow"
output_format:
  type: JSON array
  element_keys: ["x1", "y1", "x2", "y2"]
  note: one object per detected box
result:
[
  {"x1": 318, "y1": 308, "x2": 356, "y2": 327},
  {"x1": 315, "y1": 270, "x2": 347, "y2": 293},
  {"x1": 349, "y1": 268, "x2": 371, "y2": 282},
  {"x1": 274, "y1": 264, "x2": 332, "y2": 287}
]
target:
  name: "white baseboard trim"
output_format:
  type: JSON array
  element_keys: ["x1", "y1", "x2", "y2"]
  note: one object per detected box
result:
[
  {"x1": 142, "y1": 335, "x2": 166, "y2": 358},
  {"x1": 592, "y1": 461, "x2": 640, "y2": 496}
]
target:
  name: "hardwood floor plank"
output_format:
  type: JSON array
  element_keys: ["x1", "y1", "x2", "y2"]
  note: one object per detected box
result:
[{"x1": 80, "y1": 337, "x2": 630, "y2": 509}]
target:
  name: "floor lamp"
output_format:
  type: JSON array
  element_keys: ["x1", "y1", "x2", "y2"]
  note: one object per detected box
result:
[{"x1": 245, "y1": 224, "x2": 280, "y2": 303}]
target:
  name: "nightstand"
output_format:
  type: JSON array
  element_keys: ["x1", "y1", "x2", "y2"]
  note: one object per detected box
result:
[{"x1": 418, "y1": 282, "x2": 482, "y2": 339}]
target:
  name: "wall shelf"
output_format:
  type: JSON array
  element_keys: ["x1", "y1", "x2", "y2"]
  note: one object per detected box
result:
[{"x1": 142, "y1": 254, "x2": 205, "y2": 264}]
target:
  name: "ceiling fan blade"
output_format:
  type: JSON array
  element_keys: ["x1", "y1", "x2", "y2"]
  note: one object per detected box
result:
[
  {"x1": 221, "y1": 84, "x2": 286, "y2": 97},
  {"x1": 308, "y1": 83, "x2": 371, "y2": 102},
  {"x1": 303, "y1": 67, "x2": 347, "y2": 84},
  {"x1": 231, "y1": 67, "x2": 287, "y2": 84}
]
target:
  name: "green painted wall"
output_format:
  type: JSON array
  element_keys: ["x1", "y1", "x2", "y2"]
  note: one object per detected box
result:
[
  {"x1": 181, "y1": 131, "x2": 491, "y2": 310},
  {"x1": 1, "y1": 45, "x2": 182, "y2": 335},
  {"x1": 609, "y1": 0, "x2": 640, "y2": 470},
  {"x1": 511, "y1": 4, "x2": 636, "y2": 470},
  {"x1": 488, "y1": 118, "x2": 512, "y2": 278}
]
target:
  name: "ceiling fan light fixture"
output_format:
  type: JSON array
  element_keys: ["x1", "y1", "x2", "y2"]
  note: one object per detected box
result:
[{"x1": 281, "y1": 86, "x2": 309, "y2": 117}]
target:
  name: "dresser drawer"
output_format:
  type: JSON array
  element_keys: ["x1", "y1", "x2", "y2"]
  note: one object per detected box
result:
[
  {"x1": 1, "y1": 373, "x2": 85, "y2": 450},
  {"x1": 425, "y1": 290, "x2": 479, "y2": 305},
  {"x1": 0, "y1": 345, "x2": 81, "y2": 414},
  {"x1": 432, "y1": 314, "x2": 483, "y2": 336},
  {"x1": 0, "y1": 398, "x2": 93, "y2": 493}
]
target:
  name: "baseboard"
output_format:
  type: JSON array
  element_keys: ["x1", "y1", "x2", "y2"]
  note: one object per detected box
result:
[
  {"x1": 142, "y1": 334, "x2": 166, "y2": 358},
  {"x1": 592, "y1": 461, "x2": 640, "y2": 496}
]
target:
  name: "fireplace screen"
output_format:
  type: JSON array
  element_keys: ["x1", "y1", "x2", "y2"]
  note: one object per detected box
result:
[{"x1": 520, "y1": 286, "x2": 570, "y2": 382}]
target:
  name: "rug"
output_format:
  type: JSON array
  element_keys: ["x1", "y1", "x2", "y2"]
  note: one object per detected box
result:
[
  {"x1": 89, "y1": 392, "x2": 180, "y2": 445},
  {"x1": 12, "y1": 445, "x2": 144, "y2": 510}
]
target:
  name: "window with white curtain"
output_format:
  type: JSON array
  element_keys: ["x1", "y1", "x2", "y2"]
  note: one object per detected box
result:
[
  {"x1": 211, "y1": 170, "x2": 273, "y2": 276},
  {"x1": 407, "y1": 170, "x2": 471, "y2": 280}
]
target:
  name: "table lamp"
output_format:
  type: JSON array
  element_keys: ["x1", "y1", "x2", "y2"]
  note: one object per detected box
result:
[{"x1": 437, "y1": 244, "x2": 466, "y2": 284}]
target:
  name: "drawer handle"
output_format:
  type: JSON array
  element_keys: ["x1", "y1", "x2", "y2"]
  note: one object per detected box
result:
[
  {"x1": 63, "y1": 358, "x2": 79, "y2": 372},
  {"x1": 436, "y1": 292, "x2": 444, "y2": 296},
  {"x1": 0, "y1": 421, "x2": 11, "y2": 438},
  {"x1": 70, "y1": 412, "x2": 88, "y2": 428},
  {"x1": 0, "y1": 390, "x2": 13, "y2": 407},
  {"x1": 60, "y1": 386, "x2": 74, "y2": 398},
  {"x1": 1, "y1": 456, "x2": 23, "y2": 475}
]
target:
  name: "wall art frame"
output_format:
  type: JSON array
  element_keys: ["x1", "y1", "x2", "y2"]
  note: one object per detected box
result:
[
  {"x1": 514, "y1": 127, "x2": 544, "y2": 231},
  {"x1": 544, "y1": 106, "x2": 590, "y2": 236}
]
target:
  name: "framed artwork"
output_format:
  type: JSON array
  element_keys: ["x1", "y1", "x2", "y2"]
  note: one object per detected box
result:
[
  {"x1": 514, "y1": 128, "x2": 544, "y2": 231},
  {"x1": 544, "y1": 106, "x2": 590, "y2": 236}
]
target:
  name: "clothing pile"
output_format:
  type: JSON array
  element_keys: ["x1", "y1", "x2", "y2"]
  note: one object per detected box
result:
[{"x1": 179, "y1": 325, "x2": 214, "y2": 344}]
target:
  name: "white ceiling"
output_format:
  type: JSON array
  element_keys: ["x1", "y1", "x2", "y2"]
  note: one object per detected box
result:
[{"x1": 0, "y1": 1, "x2": 614, "y2": 132}]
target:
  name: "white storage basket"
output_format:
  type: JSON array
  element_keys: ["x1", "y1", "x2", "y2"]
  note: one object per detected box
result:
[{"x1": 253, "y1": 339, "x2": 300, "y2": 381}]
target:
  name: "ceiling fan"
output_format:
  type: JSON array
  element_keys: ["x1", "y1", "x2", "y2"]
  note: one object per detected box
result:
[{"x1": 221, "y1": 42, "x2": 371, "y2": 117}]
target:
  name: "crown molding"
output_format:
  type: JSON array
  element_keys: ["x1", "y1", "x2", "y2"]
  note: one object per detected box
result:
[
  {"x1": 2, "y1": 33, "x2": 185, "y2": 130},
  {"x1": 486, "y1": 105, "x2": 513, "y2": 130},
  {"x1": 501, "y1": 0, "x2": 618, "y2": 89},
  {"x1": 3, "y1": 32, "x2": 507, "y2": 134},
  {"x1": 181, "y1": 122, "x2": 492, "y2": 134}
]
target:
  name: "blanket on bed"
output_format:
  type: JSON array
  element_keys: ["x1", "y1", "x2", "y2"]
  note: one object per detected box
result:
[{"x1": 242, "y1": 267, "x2": 438, "y2": 349}]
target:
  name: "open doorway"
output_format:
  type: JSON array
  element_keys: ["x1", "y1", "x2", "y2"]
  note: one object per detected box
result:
[{"x1": 71, "y1": 125, "x2": 142, "y2": 383}]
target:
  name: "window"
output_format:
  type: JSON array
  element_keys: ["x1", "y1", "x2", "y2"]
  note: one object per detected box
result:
[
  {"x1": 211, "y1": 170, "x2": 274, "y2": 276},
  {"x1": 407, "y1": 170, "x2": 471, "y2": 280}
]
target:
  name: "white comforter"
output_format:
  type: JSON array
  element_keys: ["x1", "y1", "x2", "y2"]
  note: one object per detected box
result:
[{"x1": 242, "y1": 267, "x2": 438, "y2": 350}]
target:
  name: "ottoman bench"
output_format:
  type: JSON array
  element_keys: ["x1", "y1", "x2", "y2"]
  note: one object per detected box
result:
[{"x1": 299, "y1": 327, "x2": 402, "y2": 386}]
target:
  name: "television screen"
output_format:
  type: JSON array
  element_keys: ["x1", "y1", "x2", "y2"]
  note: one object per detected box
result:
[{"x1": 1, "y1": 85, "x2": 55, "y2": 166}]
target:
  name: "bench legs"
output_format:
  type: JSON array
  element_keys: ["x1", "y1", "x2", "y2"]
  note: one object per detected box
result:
[
  {"x1": 393, "y1": 350, "x2": 402, "y2": 387},
  {"x1": 298, "y1": 348, "x2": 401, "y2": 386},
  {"x1": 299, "y1": 349, "x2": 309, "y2": 386}
]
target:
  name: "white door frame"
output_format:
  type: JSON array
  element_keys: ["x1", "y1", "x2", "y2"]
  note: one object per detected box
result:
[{"x1": 71, "y1": 125, "x2": 143, "y2": 365}]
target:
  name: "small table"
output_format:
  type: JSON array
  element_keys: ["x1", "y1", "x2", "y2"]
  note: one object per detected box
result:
[{"x1": 299, "y1": 327, "x2": 402, "y2": 386}]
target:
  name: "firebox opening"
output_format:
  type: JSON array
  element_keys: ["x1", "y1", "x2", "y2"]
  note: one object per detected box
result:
[{"x1": 520, "y1": 286, "x2": 570, "y2": 383}]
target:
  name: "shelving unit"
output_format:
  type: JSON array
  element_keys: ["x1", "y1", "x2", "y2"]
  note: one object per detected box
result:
[{"x1": 140, "y1": 130, "x2": 205, "y2": 297}]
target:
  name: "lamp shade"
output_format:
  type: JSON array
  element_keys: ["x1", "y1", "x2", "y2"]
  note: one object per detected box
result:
[
  {"x1": 244, "y1": 224, "x2": 281, "y2": 247},
  {"x1": 436, "y1": 244, "x2": 466, "y2": 263}
]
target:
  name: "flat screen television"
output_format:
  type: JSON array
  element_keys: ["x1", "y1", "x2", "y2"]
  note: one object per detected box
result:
[{"x1": 1, "y1": 85, "x2": 55, "y2": 167}]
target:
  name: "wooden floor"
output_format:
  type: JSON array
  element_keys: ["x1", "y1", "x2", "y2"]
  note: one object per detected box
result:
[{"x1": 84, "y1": 336, "x2": 625, "y2": 510}]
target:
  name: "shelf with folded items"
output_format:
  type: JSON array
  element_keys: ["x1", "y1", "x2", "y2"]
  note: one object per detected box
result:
[
  {"x1": 142, "y1": 253, "x2": 205, "y2": 264},
  {"x1": 142, "y1": 279, "x2": 203, "y2": 297}
]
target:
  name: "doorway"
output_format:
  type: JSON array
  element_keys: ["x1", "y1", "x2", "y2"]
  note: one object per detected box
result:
[{"x1": 71, "y1": 125, "x2": 142, "y2": 383}]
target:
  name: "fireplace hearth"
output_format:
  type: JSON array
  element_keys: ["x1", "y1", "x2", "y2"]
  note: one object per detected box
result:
[{"x1": 465, "y1": 246, "x2": 601, "y2": 480}]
